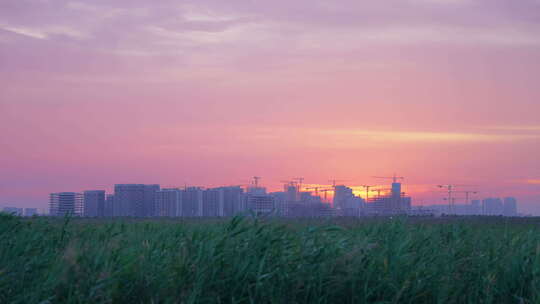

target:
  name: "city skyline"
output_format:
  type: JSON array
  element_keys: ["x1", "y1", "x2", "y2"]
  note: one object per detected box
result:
[
  {"x1": 0, "y1": 177, "x2": 525, "y2": 216},
  {"x1": 13, "y1": 179, "x2": 514, "y2": 217},
  {"x1": 1, "y1": 1, "x2": 539, "y2": 213}
]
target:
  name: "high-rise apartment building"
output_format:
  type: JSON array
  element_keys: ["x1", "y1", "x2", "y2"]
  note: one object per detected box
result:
[
  {"x1": 246, "y1": 194, "x2": 275, "y2": 216},
  {"x1": 24, "y1": 208, "x2": 38, "y2": 217},
  {"x1": 221, "y1": 186, "x2": 245, "y2": 216},
  {"x1": 182, "y1": 187, "x2": 203, "y2": 217},
  {"x1": 113, "y1": 184, "x2": 160, "y2": 217},
  {"x1": 49, "y1": 192, "x2": 83, "y2": 216},
  {"x1": 333, "y1": 185, "x2": 353, "y2": 210},
  {"x1": 104, "y1": 194, "x2": 114, "y2": 217},
  {"x1": 364, "y1": 182, "x2": 411, "y2": 215},
  {"x1": 202, "y1": 188, "x2": 224, "y2": 217},
  {"x1": 3, "y1": 207, "x2": 23, "y2": 216},
  {"x1": 83, "y1": 190, "x2": 105, "y2": 217},
  {"x1": 503, "y1": 197, "x2": 518, "y2": 216},
  {"x1": 155, "y1": 188, "x2": 182, "y2": 217},
  {"x1": 482, "y1": 198, "x2": 504, "y2": 215},
  {"x1": 270, "y1": 192, "x2": 287, "y2": 216}
]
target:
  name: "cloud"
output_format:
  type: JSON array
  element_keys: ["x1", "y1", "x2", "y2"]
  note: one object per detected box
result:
[
  {"x1": 486, "y1": 126, "x2": 540, "y2": 131},
  {"x1": 0, "y1": 25, "x2": 47, "y2": 39},
  {"x1": 315, "y1": 129, "x2": 540, "y2": 144}
]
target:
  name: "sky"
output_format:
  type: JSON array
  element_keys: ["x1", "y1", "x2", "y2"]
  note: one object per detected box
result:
[{"x1": 1, "y1": 0, "x2": 539, "y2": 213}]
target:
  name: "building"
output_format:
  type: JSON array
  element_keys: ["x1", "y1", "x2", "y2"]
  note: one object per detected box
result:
[
  {"x1": 246, "y1": 194, "x2": 275, "y2": 216},
  {"x1": 503, "y1": 197, "x2": 518, "y2": 216},
  {"x1": 284, "y1": 184, "x2": 299, "y2": 203},
  {"x1": 182, "y1": 187, "x2": 203, "y2": 217},
  {"x1": 49, "y1": 192, "x2": 83, "y2": 216},
  {"x1": 332, "y1": 185, "x2": 365, "y2": 216},
  {"x1": 104, "y1": 194, "x2": 114, "y2": 217},
  {"x1": 482, "y1": 198, "x2": 504, "y2": 216},
  {"x1": 3, "y1": 207, "x2": 23, "y2": 216},
  {"x1": 270, "y1": 192, "x2": 287, "y2": 216},
  {"x1": 24, "y1": 208, "x2": 38, "y2": 217},
  {"x1": 155, "y1": 188, "x2": 182, "y2": 217},
  {"x1": 83, "y1": 190, "x2": 105, "y2": 217},
  {"x1": 365, "y1": 182, "x2": 411, "y2": 215},
  {"x1": 221, "y1": 186, "x2": 245, "y2": 216},
  {"x1": 202, "y1": 188, "x2": 224, "y2": 217},
  {"x1": 333, "y1": 185, "x2": 354, "y2": 212},
  {"x1": 113, "y1": 184, "x2": 160, "y2": 217},
  {"x1": 342, "y1": 196, "x2": 365, "y2": 216}
]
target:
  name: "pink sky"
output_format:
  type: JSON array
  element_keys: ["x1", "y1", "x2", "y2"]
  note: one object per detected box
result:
[{"x1": 1, "y1": 0, "x2": 539, "y2": 213}]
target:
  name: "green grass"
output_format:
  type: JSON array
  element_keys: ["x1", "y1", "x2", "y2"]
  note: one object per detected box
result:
[{"x1": 2, "y1": 213, "x2": 540, "y2": 303}]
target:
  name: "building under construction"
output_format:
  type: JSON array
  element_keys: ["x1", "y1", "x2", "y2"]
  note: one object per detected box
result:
[
  {"x1": 365, "y1": 181, "x2": 411, "y2": 215},
  {"x1": 49, "y1": 192, "x2": 83, "y2": 216}
]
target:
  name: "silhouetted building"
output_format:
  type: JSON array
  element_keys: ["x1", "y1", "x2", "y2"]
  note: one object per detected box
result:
[
  {"x1": 113, "y1": 184, "x2": 160, "y2": 217},
  {"x1": 83, "y1": 190, "x2": 105, "y2": 217},
  {"x1": 104, "y1": 194, "x2": 114, "y2": 217},
  {"x1": 24, "y1": 208, "x2": 38, "y2": 217},
  {"x1": 333, "y1": 185, "x2": 357, "y2": 215},
  {"x1": 203, "y1": 188, "x2": 224, "y2": 217},
  {"x1": 503, "y1": 197, "x2": 518, "y2": 216},
  {"x1": 246, "y1": 194, "x2": 275, "y2": 216},
  {"x1": 3, "y1": 207, "x2": 23, "y2": 216},
  {"x1": 182, "y1": 187, "x2": 203, "y2": 217},
  {"x1": 49, "y1": 192, "x2": 83, "y2": 216},
  {"x1": 365, "y1": 182, "x2": 410, "y2": 215},
  {"x1": 482, "y1": 198, "x2": 504, "y2": 216},
  {"x1": 270, "y1": 192, "x2": 287, "y2": 216},
  {"x1": 342, "y1": 196, "x2": 364, "y2": 216},
  {"x1": 155, "y1": 188, "x2": 182, "y2": 217},
  {"x1": 221, "y1": 186, "x2": 245, "y2": 216},
  {"x1": 471, "y1": 200, "x2": 481, "y2": 214},
  {"x1": 248, "y1": 186, "x2": 267, "y2": 196}
]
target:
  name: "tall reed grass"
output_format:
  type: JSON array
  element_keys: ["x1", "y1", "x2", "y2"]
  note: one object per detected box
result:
[{"x1": 1, "y1": 213, "x2": 539, "y2": 303}]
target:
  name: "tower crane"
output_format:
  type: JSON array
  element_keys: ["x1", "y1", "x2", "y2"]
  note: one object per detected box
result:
[
  {"x1": 293, "y1": 177, "x2": 305, "y2": 190},
  {"x1": 305, "y1": 186, "x2": 333, "y2": 199},
  {"x1": 305, "y1": 186, "x2": 321, "y2": 196},
  {"x1": 453, "y1": 191, "x2": 478, "y2": 204},
  {"x1": 371, "y1": 174, "x2": 404, "y2": 183},
  {"x1": 361, "y1": 185, "x2": 375, "y2": 201},
  {"x1": 372, "y1": 188, "x2": 391, "y2": 198},
  {"x1": 319, "y1": 189, "x2": 333, "y2": 202},
  {"x1": 253, "y1": 176, "x2": 261, "y2": 187},
  {"x1": 437, "y1": 184, "x2": 475, "y2": 214},
  {"x1": 328, "y1": 179, "x2": 349, "y2": 187},
  {"x1": 280, "y1": 180, "x2": 299, "y2": 189}
]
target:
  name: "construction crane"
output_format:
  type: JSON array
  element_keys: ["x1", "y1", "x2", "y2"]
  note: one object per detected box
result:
[
  {"x1": 453, "y1": 191, "x2": 478, "y2": 204},
  {"x1": 305, "y1": 186, "x2": 323, "y2": 196},
  {"x1": 293, "y1": 177, "x2": 305, "y2": 190},
  {"x1": 328, "y1": 179, "x2": 349, "y2": 187},
  {"x1": 361, "y1": 185, "x2": 375, "y2": 201},
  {"x1": 372, "y1": 188, "x2": 391, "y2": 198},
  {"x1": 372, "y1": 174, "x2": 404, "y2": 183},
  {"x1": 280, "y1": 180, "x2": 298, "y2": 188},
  {"x1": 437, "y1": 184, "x2": 475, "y2": 214},
  {"x1": 305, "y1": 187, "x2": 333, "y2": 202},
  {"x1": 252, "y1": 176, "x2": 261, "y2": 187},
  {"x1": 319, "y1": 189, "x2": 333, "y2": 202}
]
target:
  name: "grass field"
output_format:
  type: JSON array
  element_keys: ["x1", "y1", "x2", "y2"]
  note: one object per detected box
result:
[{"x1": 2, "y1": 213, "x2": 540, "y2": 303}]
